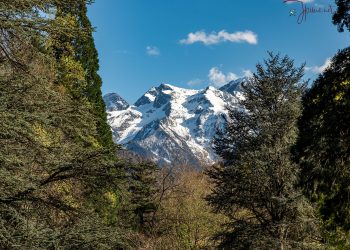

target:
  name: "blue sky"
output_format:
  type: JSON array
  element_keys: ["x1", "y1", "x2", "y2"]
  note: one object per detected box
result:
[{"x1": 87, "y1": 0, "x2": 349, "y2": 104}]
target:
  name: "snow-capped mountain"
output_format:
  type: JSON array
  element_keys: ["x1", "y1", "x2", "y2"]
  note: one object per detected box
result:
[
  {"x1": 104, "y1": 79, "x2": 245, "y2": 167},
  {"x1": 103, "y1": 93, "x2": 129, "y2": 111},
  {"x1": 219, "y1": 78, "x2": 243, "y2": 94}
]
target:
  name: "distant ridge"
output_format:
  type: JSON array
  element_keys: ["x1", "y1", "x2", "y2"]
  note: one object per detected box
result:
[{"x1": 104, "y1": 78, "x2": 245, "y2": 167}]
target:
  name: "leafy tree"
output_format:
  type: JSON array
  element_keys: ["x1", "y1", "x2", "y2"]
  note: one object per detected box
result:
[
  {"x1": 155, "y1": 168, "x2": 227, "y2": 250},
  {"x1": 122, "y1": 165, "x2": 227, "y2": 249},
  {"x1": 0, "y1": 1, "x2": 61, "y2": 69},
  {"x1": 207, "y1": 53, "x2": 323, "y2": 249},
  {"x1": 295, "y1": 47, "x2": 350, "y2": 237},
  {"x1": 0, "y1": 1, "x2": 130, "y2": 248},
  {"x1": 333, "y1": 0, "x2": 350, "y2": 32}
]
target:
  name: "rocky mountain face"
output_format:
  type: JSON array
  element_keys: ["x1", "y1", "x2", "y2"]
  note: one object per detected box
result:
[
  {"x1": 103, "y1": 93, "x2": 130, "y2": 111},
  {"x1": 104, "y1": 79, "x2": 244, "y2": 167}
]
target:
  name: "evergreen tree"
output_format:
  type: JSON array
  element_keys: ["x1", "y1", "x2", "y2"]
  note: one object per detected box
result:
[
  {"x1": 207, "y1": 53, "x2": 323, "y2": 249},
  {"x1": 52, "y1": 0, "x2": 114, "y2": 149},
  {"x1": 295, "y1": 47, "x2": 350, "y2": 235},
  {"x1": 76, "y1": 3, "x2": 114, "y2": 149},
  {"x1": 333, "y1": 0, "x2": 350, "y2": 32},
  {"x1": 127, "y1": 161, "x2": 159, "y2": 233},
  {"x1": 0, "y1": 1, "x2": 131, "y2": 248}
]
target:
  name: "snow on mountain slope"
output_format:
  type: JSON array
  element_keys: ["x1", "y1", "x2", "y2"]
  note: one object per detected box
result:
[
  {"x1": 104, "y1": 79, "x2": 244, "y2": 167},
  {"x1": 219, "y1": 78, "x2": 242, "y2": 93},
  {"x1": 103, "y1": 93, "x2": 129, "y2": 111}
]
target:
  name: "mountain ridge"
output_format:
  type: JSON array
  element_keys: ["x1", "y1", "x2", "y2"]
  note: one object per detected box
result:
[{"x1": 104, "y1": 79, "x2": 245, "y2": 167}]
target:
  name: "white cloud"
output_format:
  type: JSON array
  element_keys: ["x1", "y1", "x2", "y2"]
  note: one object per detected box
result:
[
  {"x1": 180, "y1": 30, "x2": 258, "y2": 45},
  {"x1": 187, "y1": 79, "x2": 203, "y2": 86},
  {"x1": 208, "y1": 67, "x2": 239, "y2": 87},
  {"x1": 306, "y1": 58, "x2": 332, "y2": 74},
  {"x1": 243, "y1": 69, "x2": 253, "y2": 78},
  {"x1": 146, "y1": 46, "x2": 160, "y2": 56},
  {"x1": 207, "y1": 67, "x2": 254, "y2": 87}
]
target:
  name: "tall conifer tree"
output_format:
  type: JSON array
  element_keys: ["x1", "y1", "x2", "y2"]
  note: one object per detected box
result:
[
  {"x1": 77, "y1": 3, "x2": 114, "y2": 148},
  {"x1": 295, "y1": 47, "x2": 350, "y2": 240},
  {"x1": 0, "y1": 1, "x2": 130, "y2": 248},
  {"x1": 207, "y1": 53, "x2": 322, "y2": 249},
  {"x1": 53, "y1": 0, "x2": 114, "y2": 149},
  {"x1": 333, "y1": 0, "x2": 350, "y2": 32}
]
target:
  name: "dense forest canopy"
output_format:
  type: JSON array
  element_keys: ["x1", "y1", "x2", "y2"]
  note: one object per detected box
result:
[{"x1": 0, "y1": 0, "x2": 349, "y2": 249}]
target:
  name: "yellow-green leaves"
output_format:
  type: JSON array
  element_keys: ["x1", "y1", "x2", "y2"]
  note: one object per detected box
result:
[
  {"x1": 333, "y1": 80, "x2": 349, "y2": 102},
  {"x1": 340, "y1": 80, "x2": 350, "y2": 86},
  {"x1": 57, "y1": 55, "x2": 86, "y2": 97},
  {"x1": 51, "y1": 14, "x2": 82, "y2": 43},
  {"x1": 334, "y1": 92, "x2": 345, "y2": 101},
  {"x1": 32, "y1": 122, "x2": 63, "y2": 148}
]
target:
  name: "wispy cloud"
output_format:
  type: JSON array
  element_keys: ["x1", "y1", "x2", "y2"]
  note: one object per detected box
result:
[
  {"x1": 208, "y1": 67, "x2": 239, "y2": 87},
  {"x1": 146, "y1": 46, "x2": 160, "y2": 56},
  {"x1": 208, "y1": 67, "x2": 254, "y2": 87},
  {"x1": 242, "y1": 69, "x2": 253, "y2": 78},
  {"x1": 187, "y1": 78, "x2": 203, "y2": 87},
  {"x1": 180, "y1": 30, "x2": 258, "y2": 45},
  {"x1": 306, "y1": 58, "x2": 332, "y2": 74}
]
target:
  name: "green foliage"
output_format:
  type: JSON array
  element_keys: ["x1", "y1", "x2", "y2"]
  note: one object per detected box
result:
[
  {"x1": 333, "y1": 0, "x2": 350, "y2": 32},
  {"x1": 52, "y1": 0, "x2": 114, "y2": 149},
  {"x1": 0, "y1": 42, "x2": 127, "y2": 249},
  {"x1": 76, "y1": 3, "x2": 114, "y2": 149},
  {"x1": 0, "y1": 1, "x2": 131, "y2": 248},
  {"x1": 208, "y1": 53, "x2": 324, "y2": 249},
  {"x1": 154, "y1": 169, "x2": 227, "y2": 249},
  {"x1": 126, "y1": 161, "x2": 159, "y2": 232},
  {"x1": 57, "y1": 55, "x2": 87, "y2": 98},
  {"x1": 295, "y1": 47, "x2": 350, "y2": 235},
  {"x1": 123, "y1": 166, "x2": 227, "y2": 249}
]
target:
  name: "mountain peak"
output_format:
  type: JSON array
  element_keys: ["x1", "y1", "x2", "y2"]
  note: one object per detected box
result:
[
  {"x1": 219, "y1": 77, "x2": 246, "y2": 94},
  {"x1": 103, "y1": 93, "x2": 129, "y2": 111},
  {"x1": 158, "y1": 83, "x2": 197, "y2": 93},
  {"x1": 205, "y1": 85, "x2": 217, "y2": 91},
  {"x1": 105, "y1": 82, "x2": 242, "y2": 167},
  {"x1": 159, "y1": 83, "x2": 175, "y2": 89}
]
